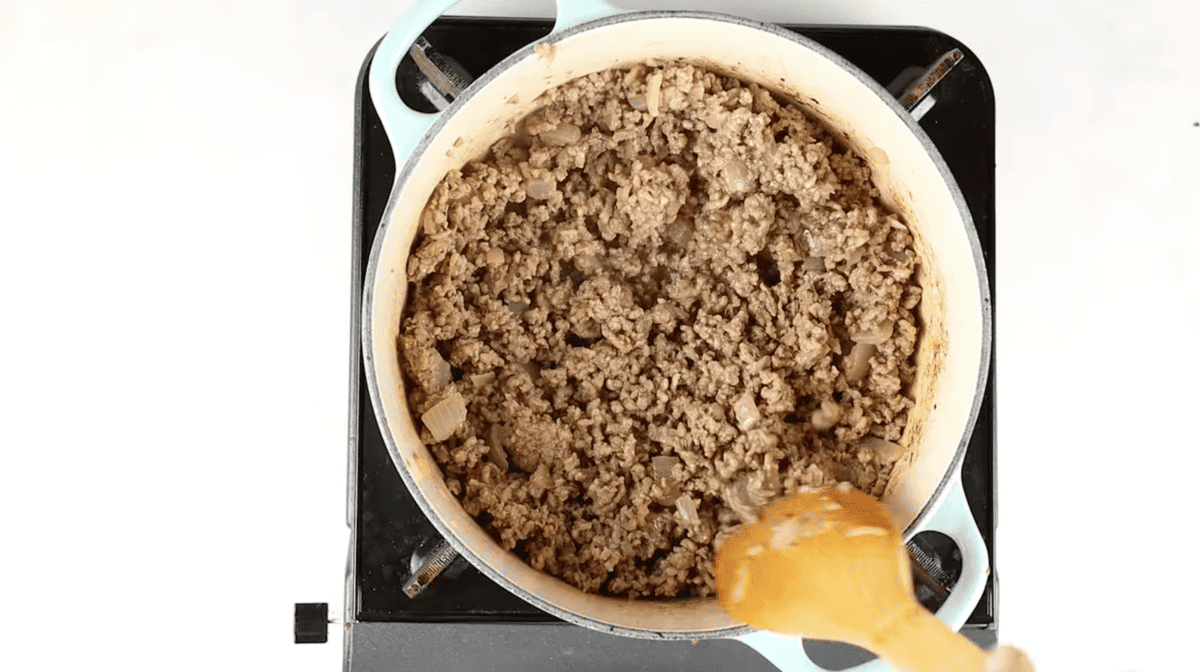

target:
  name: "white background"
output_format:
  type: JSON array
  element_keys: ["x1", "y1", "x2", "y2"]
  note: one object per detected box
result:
[{"x1": 2, "y1": 1, "x2": 1197, "y2": 671}]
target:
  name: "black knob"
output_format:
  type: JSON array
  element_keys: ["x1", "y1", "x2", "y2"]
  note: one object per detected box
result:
[{"x1": 294, "y1": 603, "x2": 329, "y2": 644}]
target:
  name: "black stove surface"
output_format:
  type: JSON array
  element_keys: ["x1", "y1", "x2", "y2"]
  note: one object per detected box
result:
[{"x1": 349, "y1": 15, "x2": 995, "y2": 639}]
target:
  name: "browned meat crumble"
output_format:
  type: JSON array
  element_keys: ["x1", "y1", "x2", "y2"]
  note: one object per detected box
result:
[{"x1": 401, "y1": 60, "x2": 921, "y2": 598}]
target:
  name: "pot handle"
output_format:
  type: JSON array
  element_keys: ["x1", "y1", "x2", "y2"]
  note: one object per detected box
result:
[
  {"x1": 736, "y1": 473, "x2": 990, "y2": 671},
  {"x1": 907, "y1": 470, "x2": 991, "y2": 644},
  {"x1": 368, "y1": 0, "x2": 622, "y2": 172}
]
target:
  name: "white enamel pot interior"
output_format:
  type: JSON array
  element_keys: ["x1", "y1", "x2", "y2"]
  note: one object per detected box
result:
[{"x1": 362, "y1": 0, "x2": 991, "y2": 660}]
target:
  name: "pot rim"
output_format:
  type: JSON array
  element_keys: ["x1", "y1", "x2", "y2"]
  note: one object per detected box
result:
[{"x1": 362, "y1": 9, "x2": 992, "y2": 638}]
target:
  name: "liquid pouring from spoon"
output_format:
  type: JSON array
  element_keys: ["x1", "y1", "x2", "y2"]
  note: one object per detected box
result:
[{"x1": 714, "y1": 486, "x2": 1033, "y2": 672}]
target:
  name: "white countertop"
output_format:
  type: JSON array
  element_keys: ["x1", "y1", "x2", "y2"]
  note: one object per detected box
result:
[{"x1": 2, "y1": 1, "x2": 1197, "y2": 671}]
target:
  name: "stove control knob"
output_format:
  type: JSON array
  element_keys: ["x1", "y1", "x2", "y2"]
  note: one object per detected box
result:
[{"x1": 293, "y1": 603, "x2": 329, "y2": 644}]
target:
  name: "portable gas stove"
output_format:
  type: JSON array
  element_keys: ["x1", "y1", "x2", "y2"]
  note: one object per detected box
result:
[{"x1": 294, "y1": 16, "x2": 997, "y2": 671}]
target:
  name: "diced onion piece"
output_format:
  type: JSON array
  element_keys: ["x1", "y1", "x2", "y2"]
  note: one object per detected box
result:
[
  {"x1": 628, "y1": 92, "x2": 647, "y2": 111},
  {"x1": 804, "y1": 229, "x2": 834, "y2": 257},
  {"x1": 488, "y1": 444, "x2": 510, "y2": 472},
  {"x1": 724, "y1": 477, "x2": 761, "y2": 524},
  {"x1": 732, "y1": 392, "x2": 761, "y2": 431},
  {"x1": 845, "y1": 342, "x2": 876, "y2": 383},
  {"x1": 859, "y1": 436, "x2": 905, "y2": 465},
  {"x1": 811, "y1": 400, "x2": 842, "y2": 431},
  {"x1": 486, "y1": 423, "x2": 512, "y2": 471},
  {"x1": 721, "y1": 158, "x2": 752, "y2": 193},
  {"x1": 851, "y1": 320, "x2": 895, "y2": 345},
  {"x1": 513, "y1": 360, "x2": 540, "y2": 380},
  {"x1": 650, "y1": 455, "x2": 681, "y2": 480},
  {"x1": 675, "y1": 494, "x2": 700, "y2": 527},
  {"x1": 487, "y1": 423, "x2": 508, "y2": 448},
  {"x1": 526, "y1": 178, "x2": 556, "y2": 200},
  {"x1": 646, "y1": 70, "x2": 663, "y2": 117},
  {"x1": 428, "y1": 349, "x2": 452, "y2": 392},
  {"x1": 652, "y1": 480, "x2": 681, "y2": 507},
  {"x1": 665, "y1": 215, "x2": 694, "y2": 247},
  {"x1": 539, "y1": 122, "x2": 582, "y2": 146},
  {"x1": 471, "y1": 371, "x2": 496, "y2": 387},
  {"x1": 419, "y1": 207, "x2": 438, "y2": 234},
  {"x1": 802, "y1": 257, "x2": 825, "y2": 272},
  {"x1": 800, "y1": 463, "x2": 825, "y2": 487},
  {"x1": 574, "y1": 254, "x2": 603, "y2": 273},
  {"x1": 422, "y1": 391, "x2": 466, "y2": 442}
]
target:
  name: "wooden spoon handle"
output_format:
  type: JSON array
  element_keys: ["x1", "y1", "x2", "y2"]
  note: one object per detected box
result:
[{"x1": 871, "y1": 604, "x2": 990, "y2": 672}]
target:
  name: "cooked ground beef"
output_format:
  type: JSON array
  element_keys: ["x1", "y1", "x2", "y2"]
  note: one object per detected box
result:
[{"x1": 400, "y1": 60, "x2": 921, "y2": 598}]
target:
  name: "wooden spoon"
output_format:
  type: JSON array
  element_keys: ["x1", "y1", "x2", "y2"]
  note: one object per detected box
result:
[{"x1": 714, "y1": 486, "x2": 1027, "y2": 672}]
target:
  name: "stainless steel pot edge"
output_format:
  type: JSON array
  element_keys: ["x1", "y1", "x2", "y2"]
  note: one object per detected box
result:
[{"x1": 361, "y1": 10, "x2": 992, "y2": 640}]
